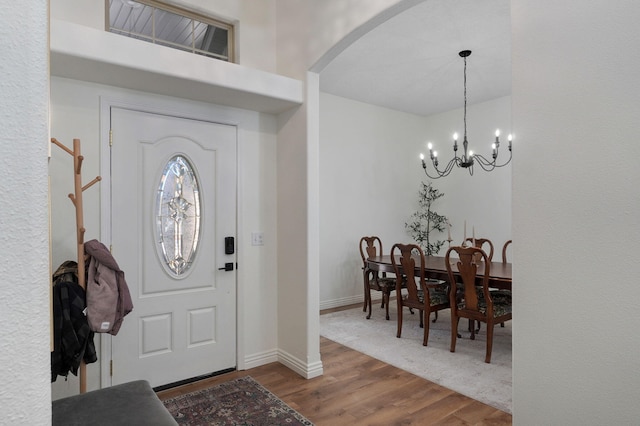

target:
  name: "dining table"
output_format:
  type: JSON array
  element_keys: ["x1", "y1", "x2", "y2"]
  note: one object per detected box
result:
[{"x1": 365, "y1": 254, "x2": 512, "y2": 296}]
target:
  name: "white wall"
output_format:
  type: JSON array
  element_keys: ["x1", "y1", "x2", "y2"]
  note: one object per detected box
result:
[
  {"x1": 49, "y1": 77, "x2": 279, "y2": 398},
  {"x1": 0, "y1": 1, "x2": 51, "y2": 424},
  {"x1": 319, "y1": 93, "x2": 511, "y2": 309},
  {"x1": 319, "y1": 93, "x2": 431, "y2": 308},
  {"x1": 512, "y1": 0, "x2": 640, "y2": 424},
  {"x1": 274, "y1": 0, "x2": 409, "y2": 378}
]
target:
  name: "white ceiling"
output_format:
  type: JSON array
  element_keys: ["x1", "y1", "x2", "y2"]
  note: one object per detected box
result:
[{"x1": 319, "y1": 0, "x2": 511, "y2": 117}]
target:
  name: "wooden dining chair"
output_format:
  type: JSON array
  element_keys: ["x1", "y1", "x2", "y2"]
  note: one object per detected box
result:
[
  {"x1": 502, "y1": 239, "x2": 512, "y2": 264},
  {"x1": 493, "y1": 240, "x2": 513, "y2": 327},
  {"x1": 391, "y1": 243, "x2": 450, "y2": 346},
  {"x1": 465, "y1": 237, "x2": 512, "y2": 323},
  {"x1": 359, "y1": 236, "x2": 397, "y2": 320},
  {"x1": 445, "y1": 245, "x2": 512, "y2": 363},
  {"x1": 462, "y1": 237, "x2": 494, "y2": 332},
  {"x1": 465, "y1": 237, "x2": 494, "y2": 261}
]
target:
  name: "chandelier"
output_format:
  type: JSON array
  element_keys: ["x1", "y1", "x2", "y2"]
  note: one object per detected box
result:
[{"x1": 420, "y1": 50, "x2": 512, "y2": 179}]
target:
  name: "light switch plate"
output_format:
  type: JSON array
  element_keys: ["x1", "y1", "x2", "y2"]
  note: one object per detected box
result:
[{"x1": 251, "y1": 232, "x2": 264, "y2": 246}]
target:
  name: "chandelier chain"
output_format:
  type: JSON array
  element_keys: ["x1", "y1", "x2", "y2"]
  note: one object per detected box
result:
[{"x1": 463, "y1": 55, "x2": 467, "y2": 142}]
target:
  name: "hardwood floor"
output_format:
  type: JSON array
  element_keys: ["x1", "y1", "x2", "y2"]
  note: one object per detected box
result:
[{"x1": 157, "y1": 305, "x2": 512, "y2": 425}]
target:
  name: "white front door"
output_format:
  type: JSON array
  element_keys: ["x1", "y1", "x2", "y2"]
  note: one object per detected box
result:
[{"x1": 109, "y1": 107, "x2": 237, "y2": 388}]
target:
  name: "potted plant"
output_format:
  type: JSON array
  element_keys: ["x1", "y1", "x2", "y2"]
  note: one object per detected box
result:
[{"x1": 405, "y1": 181, "x2": 448, "y2": 256}]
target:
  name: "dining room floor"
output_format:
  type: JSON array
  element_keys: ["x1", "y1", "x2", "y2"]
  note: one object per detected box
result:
[{"x1": 320, "y1": 299, "x2": 513, "y2": 414}]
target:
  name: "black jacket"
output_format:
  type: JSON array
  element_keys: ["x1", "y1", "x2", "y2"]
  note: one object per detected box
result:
[{"x1": 51, "y1": 261, "x2": 97, "y2": 382}]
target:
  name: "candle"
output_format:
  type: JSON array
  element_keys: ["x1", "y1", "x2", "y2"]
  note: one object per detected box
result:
[
  {"x1": 447, "y1": 221, "x2": 452, "y2": 240},
  {"x1": 464, "y1": 220, "x2": 467, "y2": 241},
  {"x1": 472, "y1": 226, "x2": 476, "y2": 246}
]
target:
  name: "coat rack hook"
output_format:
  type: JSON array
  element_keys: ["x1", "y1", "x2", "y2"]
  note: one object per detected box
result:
[
  {"x1": 75, "y1": 155, "x2": 84, "y2": 175},
  {"x1": 82, "y1": 176, "x2": 102, "y2": 192},
  {"x1": 51, "y1": 138, "x2": 73, "y2": 156}
]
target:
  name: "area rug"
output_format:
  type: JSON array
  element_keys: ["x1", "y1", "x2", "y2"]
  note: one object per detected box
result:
[
  {"x1": 320, "y1": 303, "x2": 512, "y2": 413},
  {"x1": 162, "y1": 376, "x2": 313, "y2": 425}
]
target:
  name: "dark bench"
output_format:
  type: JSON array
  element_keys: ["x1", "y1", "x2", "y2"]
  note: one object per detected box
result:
[{"x1": 52, "y1": 380, "x2": 177, "y2": 425}]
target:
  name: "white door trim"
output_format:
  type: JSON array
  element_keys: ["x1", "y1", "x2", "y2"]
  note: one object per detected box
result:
[{"x1": 99, "y1": 94, "x2": 245, "y2": 388}]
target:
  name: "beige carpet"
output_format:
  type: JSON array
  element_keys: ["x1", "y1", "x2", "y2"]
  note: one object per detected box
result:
[{"x1": 320, "y1": 302, "x2": 512, "y2": 413}]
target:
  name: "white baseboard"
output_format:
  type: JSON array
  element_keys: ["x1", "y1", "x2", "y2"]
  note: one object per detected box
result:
[
  {"x1": 242, "y1": 348, "x2": 323, "y2": 379},
  {"x1": 320, "y1": 294, "x2": 382, "y2": 311},
  {"x1": 278, "y1": 348, "x2": 323, "y2": 379},
  {"x1": 242, "y1": 349, "x2": 278, "y2": 370}
]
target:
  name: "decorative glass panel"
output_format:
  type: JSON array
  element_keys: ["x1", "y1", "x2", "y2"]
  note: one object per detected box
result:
[{"x1": 155, "y1": 155, "x2": 201, "y2": 276}]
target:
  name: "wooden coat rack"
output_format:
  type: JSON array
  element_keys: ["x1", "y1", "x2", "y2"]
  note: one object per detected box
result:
[{"x1": 51, "y1": 138, "x2": 101, "y2": 394}]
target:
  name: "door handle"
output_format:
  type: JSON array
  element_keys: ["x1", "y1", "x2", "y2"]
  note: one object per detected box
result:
[{"x1": 218, "y1": 262, "x2": 234, "y2": 271}]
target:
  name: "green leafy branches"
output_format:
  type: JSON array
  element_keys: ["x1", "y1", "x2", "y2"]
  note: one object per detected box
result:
[{"x1": 405, "y1": 181, "x2": 448, "y2": 256}]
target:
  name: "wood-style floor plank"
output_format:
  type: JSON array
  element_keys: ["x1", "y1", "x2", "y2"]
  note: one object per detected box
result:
[{"x1": 157, "y1": 334, "x2": 512, "y2": 425}]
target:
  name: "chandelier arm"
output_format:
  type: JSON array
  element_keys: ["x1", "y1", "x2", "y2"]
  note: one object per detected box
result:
[
  {"x1": 441, "y1": 157, "x2": 458, "y2": 176},
  {"x1": 422, "y1": 158, "x2": 444, "y2": 179},
  {"x1": 423, "y1": 157, "x2": 457, "y2": 179},
  {"x1": 473, "y1": 154, "x2": 498, "y2": 171},
  {"x1": 474, "y1": 150, "x2": 513, "y2": 171},
  {"x1": 493, "y1": 150, "x2": 513, "y2": 168},
  {"x1": 481, "y1": 150, "x2": 513, "y2": 169},
  {"x1": 422, "y1": 167, "x2": 442, "y2": 180},
  {"x1": 433, "y1": 158, "x2": 456, "y2": 178},
  {"x1": 422, "y1": 157, "x2": 441, "y2": 179}
]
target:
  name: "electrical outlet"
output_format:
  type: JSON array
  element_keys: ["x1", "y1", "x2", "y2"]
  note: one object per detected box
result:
[{"x1": 251, "y1": 232, "x2": 264, "y2": 246}]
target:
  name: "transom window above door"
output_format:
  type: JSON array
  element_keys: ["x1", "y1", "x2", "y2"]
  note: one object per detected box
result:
[{"x1": 106, "y1": 0, "x2": 235, "y2": 62}]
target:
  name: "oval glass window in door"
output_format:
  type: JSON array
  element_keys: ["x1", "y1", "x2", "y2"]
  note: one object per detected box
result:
[{"x1": 155, "y1": 155, "x2": 201, "y2": 277}]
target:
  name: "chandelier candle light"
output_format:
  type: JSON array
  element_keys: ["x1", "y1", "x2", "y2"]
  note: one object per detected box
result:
[{"x1": 420, "y1": 50, "x2": 512, "y2": 179}]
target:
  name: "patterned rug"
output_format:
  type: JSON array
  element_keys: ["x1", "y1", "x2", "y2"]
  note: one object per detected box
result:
[{"x1": 162, "y1": 376, "x2": 313, "y2": 425}]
